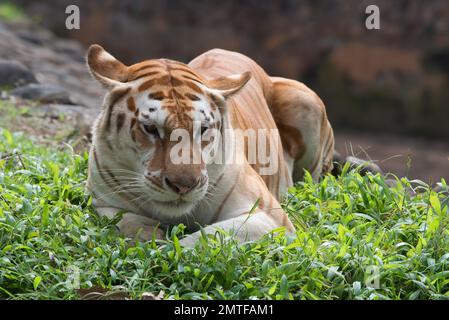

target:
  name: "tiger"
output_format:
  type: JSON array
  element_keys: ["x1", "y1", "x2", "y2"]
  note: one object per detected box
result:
[{"x1": 85, "y1": 45, "x2": 334, "y2": 247}]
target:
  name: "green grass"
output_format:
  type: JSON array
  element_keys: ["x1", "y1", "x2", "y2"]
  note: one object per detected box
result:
[
  {"x1": 1, "y1": 128, "x2": 449, "y2": 300},
  {"x1": 0, "y1": 2, "x2": 26, "y2": 22}
]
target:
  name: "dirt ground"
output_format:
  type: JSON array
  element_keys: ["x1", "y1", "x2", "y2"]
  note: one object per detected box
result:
[{"x1": 335, "y1": 131, "x2": 449, "y2": 183}]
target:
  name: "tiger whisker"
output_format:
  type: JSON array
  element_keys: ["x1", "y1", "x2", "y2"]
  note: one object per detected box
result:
[{"x1": 96, "y1": 186, "x2": 147, "y2": 201}]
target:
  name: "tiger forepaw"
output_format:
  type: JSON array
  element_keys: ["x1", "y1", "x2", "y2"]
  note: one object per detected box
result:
[{"x1": 118, "y1": 213, "x2": 165, "y2": 242}]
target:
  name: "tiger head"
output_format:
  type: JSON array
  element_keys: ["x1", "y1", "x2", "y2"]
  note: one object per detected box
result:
[{"x1": 86, "y1": 44, "x2": 251, "y2": 219}]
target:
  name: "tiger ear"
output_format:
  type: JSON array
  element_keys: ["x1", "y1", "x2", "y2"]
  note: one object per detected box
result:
[
  {"x1": 86, "y1": 44, "x2": 129, "y2": 89},
  {"x1": 207, "y1": 71, "x2": 251, "y2": 98}
]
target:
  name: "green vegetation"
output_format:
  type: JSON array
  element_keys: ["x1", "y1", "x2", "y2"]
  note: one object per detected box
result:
[
  {"x1": 0, "y1": 100, "x2": 89, "y2": 149},
  {"x1": 0, "y1": 2, "x2": 26, "y2": 22},
  {"x1": 0, "y1": 128, "x2": 448, "y2": 300}
]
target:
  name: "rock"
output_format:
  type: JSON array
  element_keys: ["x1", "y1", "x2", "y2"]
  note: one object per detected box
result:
[
  {"x1": 331, "y1": 153, "x2": 383, "y2": 176},
  {"x1": 0, "y1": 59, "x2": 37, "y2": 87},
  {"x1": 52, "y1": 40, "x2": 85, "y2": 62},
  {"x1": 11, "y1": 83, "x2": 73, "y2": 104},
  {"x1": 76, "y1": 287, "x2": 129, "y2": 300},
  {"x1": 385, "y1": 179, "x2": 400, "y2": 188},
  {"x1": 434, "y1": 182, "x2": 448, "y2": 194},
  {"x1": 0, "y1": 22, "x2": 103, "y2": 111},
  {"x1": 141, "y1": 291, "x2": 164, "y2": 300},
  {"x1": 345, "y1": 156, "x2": 383, "y2": 175},
  {"x1": 331, "y1": 151, "x2": 345, "y2": 175},
  {"x1": 17, "y1": 28, "x2": 53, "y2": 45},
  {"x1": 38, "y1": 103, "x2": 96, "y2": 127}
]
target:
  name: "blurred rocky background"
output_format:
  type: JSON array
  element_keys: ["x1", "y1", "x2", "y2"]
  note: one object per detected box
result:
[{"x1": 1, "y1": 0, "x2": 448, "y2": 182}]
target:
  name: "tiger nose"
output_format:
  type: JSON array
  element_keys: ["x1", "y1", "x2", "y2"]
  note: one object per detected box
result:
[{"x1": 164, "y1": 176, "x2": 200, "y2": 195}]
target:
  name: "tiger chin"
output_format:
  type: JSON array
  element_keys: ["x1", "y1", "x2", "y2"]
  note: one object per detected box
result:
[{"x1": 85, "y1": 44, "x2": 335, "y2": 247}]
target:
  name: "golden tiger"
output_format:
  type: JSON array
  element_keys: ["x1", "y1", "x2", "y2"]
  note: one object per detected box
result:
[{"x1": 86, "y1": 45, "x2": 334, "y2": 246}]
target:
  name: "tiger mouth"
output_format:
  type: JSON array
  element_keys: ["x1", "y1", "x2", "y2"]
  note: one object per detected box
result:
[
  {"x1": 152, "y1": 198, "x2": 193, "y2": 208},
  {"x1": 153, "y1": 199, "x2": 189, "y2": 207},
  {"x1": 151, "y1": 198, "x2": 198, "y2": 216}
]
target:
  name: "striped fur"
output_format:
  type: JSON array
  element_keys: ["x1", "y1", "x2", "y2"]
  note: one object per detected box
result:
[{"x1": 86, "y1": 45, "x2": 334, "y2": 246}]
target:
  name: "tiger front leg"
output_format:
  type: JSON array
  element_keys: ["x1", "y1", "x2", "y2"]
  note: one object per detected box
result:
[
  {"x1": 95, "y1": 206, "x2": 165, "y2": 242},
  {"x1": 119, "y1": 213, "x2": 166, "y2": 241},
  {"x1": 179, "y1": 211, "x2": 295, "y2": 247}
]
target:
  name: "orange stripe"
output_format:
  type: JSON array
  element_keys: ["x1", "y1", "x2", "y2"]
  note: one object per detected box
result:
[
  {"x1": 180, "y1": 74, "x2": 203, "y2": 83},
  {"x1": 93, "y1": 148, "x2": 109, "y2": 184},
  {"x1": 148, "y1": 91, "x2": 168, "y2": 100},
  {"x1": 309, "y1": 153, "x2": 321, "y2": 176},
  {"x1": 130, "y1": 70, "x2": 161, "y2": 81},
  {"x1": 147, "y1": 176, "x2": 163, "y2": 189},
  {"x1": 93, "y1": 148, "x2": 141, "y2": 201},
  {"x1": 116, "y1": 113, "x2": 126, "y2": 132},
  {"x1": 169, "y1": 67, "x2": 203, "y2": 80},
  {"x1": 127, "y1": 97, "x2": 136, "y2": 112},
  {"x1": 183, "y1": 80, "x2": 203, "y2": 94},
  {"x1": 184, "y1": 93, "x2": 201, "y2": 101},
  {"x1": 324, "y1": 129, "x2": 334, "y2": 160},
  {"x1": 138, "y1": 75, "x2": 171, "y2": 91},
  {"x1": 102, "y1": 86, "x2": 130, "y2": 132},
  {"x1": 211, "y1": 170, "x2": 240, "y2": 223},
  {"x1": 131, "y1": 62, "x2": 163, "y2": 73},
  {"x1": 103, "y1": 104, "x2": 114, "y2": 132}
]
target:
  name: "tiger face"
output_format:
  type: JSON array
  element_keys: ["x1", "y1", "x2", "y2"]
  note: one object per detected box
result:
[{"x1": 87, "y1": 45, "x2": 250, "y2": 219}]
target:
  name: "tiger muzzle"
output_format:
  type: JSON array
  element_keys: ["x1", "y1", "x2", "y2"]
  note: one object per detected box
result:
[{"x1": 163, "y1": 169, "x2": 202, "y2": 195}]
